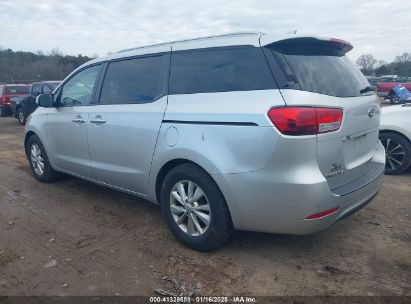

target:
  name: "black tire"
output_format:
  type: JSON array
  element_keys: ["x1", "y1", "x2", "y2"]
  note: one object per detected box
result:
[
  {"x1": 389, "y1": 94, "x2": 401, "y2": 105},
  {"x1": 160, "y1": 163, "x2": 233, "y2": 251},
  {"x1": 16, "y1": 108, "x2": 26, "y2": 125},
  {"x1": 379, "y1": 132, "x2": 411, "y2": 175},
  {"x1": 26, "y1": 135, "x2": 60, "y2": 182}
]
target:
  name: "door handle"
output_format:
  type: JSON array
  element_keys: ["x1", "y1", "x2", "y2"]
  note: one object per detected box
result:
[
  {"x1": 72, "y1": 116, "x2": 85, "y2": 124},
  {"x1": 90, "y1": 115, "x2": 106, "y2": 124}
]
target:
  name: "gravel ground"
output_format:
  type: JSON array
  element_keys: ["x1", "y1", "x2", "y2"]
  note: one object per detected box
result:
[{"x1": 0, "y1": 116, "x2": 410, "y2": 297}]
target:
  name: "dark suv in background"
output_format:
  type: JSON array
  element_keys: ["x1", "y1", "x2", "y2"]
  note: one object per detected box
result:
[{"x1": 11, "y1": 81, "x2": 60, "y2": 124}]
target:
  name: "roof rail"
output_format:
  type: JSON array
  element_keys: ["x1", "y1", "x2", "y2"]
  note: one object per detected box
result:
[{"x1": 117, "y1": 32, "x2": 264, "y2": 53}]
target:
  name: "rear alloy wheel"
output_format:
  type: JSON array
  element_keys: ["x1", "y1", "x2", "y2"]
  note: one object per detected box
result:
[
  {"x1": 17, "y1": 108, "x2": 26, "y2": 125},
  {"x1": 379, "y1": 132, "x2": 411, "y2": 175},
  {"x1": 160, "y1": 163, "x2": 233, "y2": 251},
  {"x1": 170, "y1": 180, "x2": 211, "y2": 237}
]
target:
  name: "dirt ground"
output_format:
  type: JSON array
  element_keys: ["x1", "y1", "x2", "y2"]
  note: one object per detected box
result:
[{"x1": 0, "y1": 116, "x2": 410, "y2": 297}]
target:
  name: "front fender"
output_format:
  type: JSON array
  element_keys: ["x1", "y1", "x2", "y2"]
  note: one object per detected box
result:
[{"x1": 24, "y1": 110, "x2": 49, "y2": 160}]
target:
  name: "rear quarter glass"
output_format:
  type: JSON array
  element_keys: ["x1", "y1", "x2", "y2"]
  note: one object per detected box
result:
[
  {"x1": 169, "y1": 46, "x2": 277, "y2": 95},
  {"x1": 263, "y1": 39, "x2": 371, "y2": 98}
]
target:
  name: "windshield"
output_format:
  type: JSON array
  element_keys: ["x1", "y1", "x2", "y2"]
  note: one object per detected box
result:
[{"x1": 264, "y1": 41, "x2": 371, "y2": 97}]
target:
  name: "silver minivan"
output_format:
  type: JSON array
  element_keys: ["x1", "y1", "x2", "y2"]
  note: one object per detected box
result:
[{"x1": 25, "y1": 33, "x2": 385, "y2": 250}]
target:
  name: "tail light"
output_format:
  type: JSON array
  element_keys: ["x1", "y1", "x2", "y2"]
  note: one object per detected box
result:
[
  {"x1": 0, "y1": 96, "x2": 10, "y2": 104},
  {"x1": 267, "y1": 107, "x2": 343, "y2": 135}
]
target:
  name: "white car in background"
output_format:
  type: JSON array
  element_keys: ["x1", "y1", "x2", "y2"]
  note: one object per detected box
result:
[{"x1": 379, "y1": 103, "x2": 411, "y2": 175}]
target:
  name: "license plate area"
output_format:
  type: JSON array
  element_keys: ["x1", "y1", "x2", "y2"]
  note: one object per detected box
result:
[{"x1": 342, "y1": 129, "x2": 379, "y2": 170}]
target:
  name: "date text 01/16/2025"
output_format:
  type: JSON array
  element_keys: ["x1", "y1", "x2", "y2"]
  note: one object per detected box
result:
[{"x1": 149, "y1": 296, "x2": 257, "y2": 303}]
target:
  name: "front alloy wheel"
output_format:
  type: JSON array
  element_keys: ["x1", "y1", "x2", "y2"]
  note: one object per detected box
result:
[
  {"x1": 170, "y1": 180, "x2": 211, "y2": 236},
  {"x1": 30, "y1": 143, "x2": 45, "y2": 176},
  {"x1": 26, "y1": 134, "x2": 59, "y2": 182}
]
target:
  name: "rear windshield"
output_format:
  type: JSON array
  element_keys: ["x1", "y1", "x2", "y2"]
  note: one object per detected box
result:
[
  {"x1": 5, "y1": 86, "x2": 29, "y2": 95},
  {"x1": 263, "y1": 40, "x2": 371, "y2": 97}
]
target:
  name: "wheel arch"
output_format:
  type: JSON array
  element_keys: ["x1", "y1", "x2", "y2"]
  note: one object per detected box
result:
[
  {"x1": 153, "y1": 158, "x2": 233, "y2": 221},
  {"x1": 380, "y1": 129, "x2": 411, "y2": 144},
  {"x1": 24, "y1": 131, "x2": 37, "y2": 157},
  {"x1": 154, "y1": 158, "x2": 235, "y2": 236},
  {"x1": 155, "y1": 158, "x2": 211, "y2": 204}
]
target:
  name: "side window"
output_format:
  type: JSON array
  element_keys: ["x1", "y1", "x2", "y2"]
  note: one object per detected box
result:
[
  {"x1": 169, "y1": 47, "x2": 276, "y2": 95},
  {"x1": 32, "y1": 85, "x2": 42, "y2": 96},
  {"x1": 59, "y1": 65, "x2": 101, "y2": 106},
  {"x1": 99, "y1": 55, "x2": 165, "y2": 105},
  {"x1": 42, "y1": 85, "x2": 52, "y2": 94}
]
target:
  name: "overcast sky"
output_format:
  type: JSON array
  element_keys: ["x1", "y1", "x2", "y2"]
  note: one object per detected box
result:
[{"x1": 0, "y1": 0, "x2": 409, "y2": 62}]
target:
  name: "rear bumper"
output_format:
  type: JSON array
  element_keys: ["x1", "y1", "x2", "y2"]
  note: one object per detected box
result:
[
  {"x1": 213, "y1": 142, "x2": 385, "y2": 235},
  {"x1": 377, "y1": 91, "x2": 389, "y2": 97}
]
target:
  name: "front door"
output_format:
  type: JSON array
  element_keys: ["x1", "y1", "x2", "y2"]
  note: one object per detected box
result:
[{"x1": 46, "y1": 64, "x2": 101, "y2": 179}]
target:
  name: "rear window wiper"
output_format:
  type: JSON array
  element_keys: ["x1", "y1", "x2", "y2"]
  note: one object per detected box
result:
[{"x1": 360, "y1": 85, "x2": 376, "y2": 94}]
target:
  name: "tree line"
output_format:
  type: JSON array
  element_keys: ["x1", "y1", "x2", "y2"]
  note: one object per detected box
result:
[
  {"x1": 0, "y1": 47, "x2": 94, "y2": 84},
  {"x1": 1, "y1": 46, "x2": 410, "y2": 84},
  {"x1": 356, "y1": 52, "x2": 411, "y2": 77}
]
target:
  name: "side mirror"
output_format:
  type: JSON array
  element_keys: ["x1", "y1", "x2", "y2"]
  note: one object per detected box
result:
[{"x1": 36, "y1": 94, "x2": 54, "y2": 107}]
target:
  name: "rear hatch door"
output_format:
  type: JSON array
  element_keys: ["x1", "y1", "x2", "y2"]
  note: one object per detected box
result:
[{"x1": 262, "y1": 37, "x2": 381, "y2": 191}]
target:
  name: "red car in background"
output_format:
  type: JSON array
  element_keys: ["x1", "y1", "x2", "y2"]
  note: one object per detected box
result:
[
  {"x1": 0, "y1": 84, "x2": 30, "y2": 116},
  {"x1": 377, "y1": 82, "x2": 411, "y2": 97}
]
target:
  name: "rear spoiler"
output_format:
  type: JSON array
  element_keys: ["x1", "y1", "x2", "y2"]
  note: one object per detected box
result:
[
  {"x1": 329, "y1": 38, "x2": 353, "y2": 53},
  {"x1": 260, "y1": 35, "x2": 354, "y2": 54}
]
